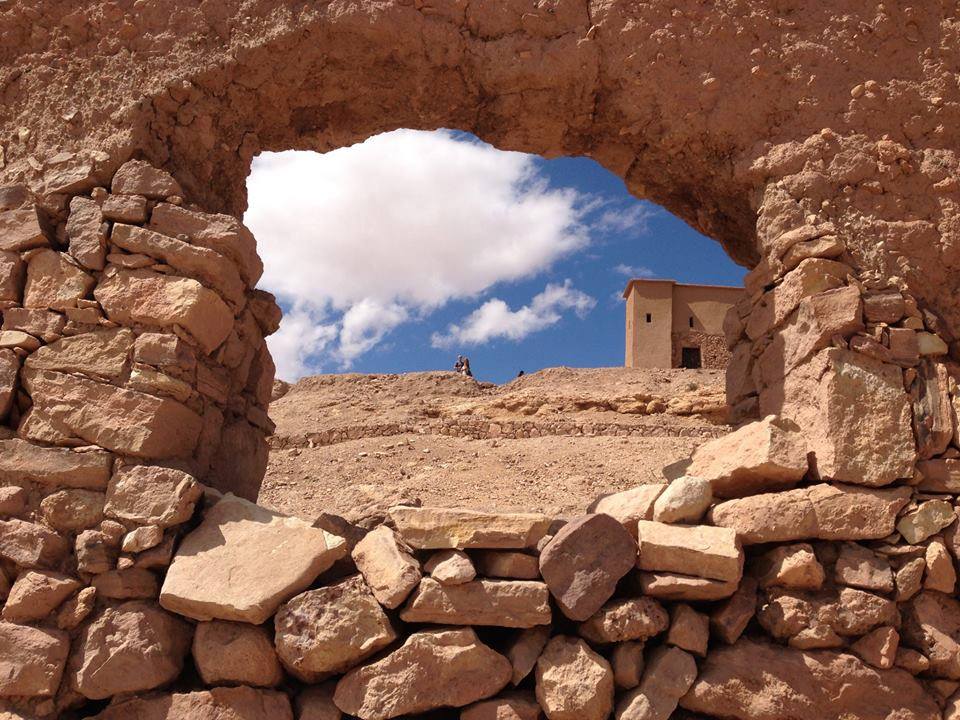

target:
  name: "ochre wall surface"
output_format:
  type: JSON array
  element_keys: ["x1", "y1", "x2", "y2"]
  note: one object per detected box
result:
[{"x1": 1, "y1": 2, "x2": 960, "y2": 719}]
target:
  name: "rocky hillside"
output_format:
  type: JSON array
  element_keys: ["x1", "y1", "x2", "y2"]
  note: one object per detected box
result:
[{"x1": 258, "y1": 367, "x2": 730, "y2": 522}]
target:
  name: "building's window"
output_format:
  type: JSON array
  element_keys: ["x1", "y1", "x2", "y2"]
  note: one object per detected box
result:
[
  {"x1": 645, "y1": 313, "x2": 652, "y2": 323},
  {"x1": 689, "y1": 316, "x2": 694, "y2": 328}
]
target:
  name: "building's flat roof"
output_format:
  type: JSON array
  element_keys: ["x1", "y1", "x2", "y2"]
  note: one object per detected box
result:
[{"x1": 622, "y1": 277, "x2": 743, "y2": 298}]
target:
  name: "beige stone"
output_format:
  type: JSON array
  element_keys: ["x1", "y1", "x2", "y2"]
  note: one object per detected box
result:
[
  {"x1": 897, "y1": 500, "x2": 956, "y2": 544},
  {"x1": 755, "y1": 543, "x2": 825, "y2": 589},
  {"x1": 69, "y1": 600, "x2": 192, "y2": 699},
  {"x1": 462, "y1": 692, "x2": 542, "y2": 720},
  {"x1": 111, "y1": 223, "x2": 246, "y2": 306},
  {"x1": 666, "y1": 604, "x2": 709, "y2": 656},
  {"x1": 758, "y1": 586, "x2": 897, "y2": 643},
  {"x1": 851, "y1": 626, "x2": 899, "y2": 670},
  {"x1": 651, "y1": 476, "x2": 712, "y2": 524},
  {"x1": 896, "y1": 647, "x2": 931, "y2": 675},
  {"x1": 25, "y1": 328, "x2": 133, "y2": 380},
  {"x1": 21, "y1": 367, "x2": 203, "y2": 458},
  {"x1": 334, "y1": 628, "x2": 511, "y2": 720},
  {"x1": 615, "y1": 646, "x2": 697, "y2": 720},
  {"x1": 0, "y1": 622, "x2": 69, "y2": 697},
  {"x1": 588, "y1": 484, "x2": 665, "y2": 538},
  {"x1": 918, "y1": 332, "x2": 949, "y2": 356},
  {"x1": 297, "y1": 683, "x2": 342, "y2": 720},
  {"x1": 39, "y1": 489, "x2": 105, "y2": 531},
  {"x1": 611, "y1": 641, "x2": 646, "y2": 689},
  {"x1": 0, "y1": 329, "x2": 38, "y2": 351},
  {"x1": 66, "y1": 196, "x2": 106, "y2": 270},
  {"x1": 896, "y1": 557, "x2": 926, "y2": 602},
  {"x1": 101, "y1": 193, "x2": 148, "y2": 223},
  {"x1": 112, "y1": 159, "x2": 183, "y2": 199},
  {"x1": 160, "y1": 494, "x2": 346, "y2": 624},
  {"x1": 0, "y1": 350, "x2": 16, "y2": 422},
  {"x1": 918, "y1": 459, "x2": 960, "y2": 493},
  {"x1": 638, "y1": 571, "x2": 739, "y2": 601},
  {"x1": 0, "y1": 519, "x2": 70, "y2": 569},
  {"x1": 680, "y1": 638, "x2": 939, "y2": 720},
  {"x1": 105, "y1": 464, "x2": 201, "y2": 527},
  {"x1": 474, "y1": 550, "x2": 541, "y2": 579},
  {"x1": 924, "y1": 536, "x2": 957, "y2": 593},
  {"x1": 2, "y1": 307, "x2": 65, "y2": 343},
  {"x1": 578, "y1": 597, "x2": 669, "y2": 644},
  {"x1": 23, "y1": 250, "x2": 95, "y2": 311},
  {"x1": 708, "y1": 483, "x2": 912, "y2": 544},
  {"x1": 90, "y1": 686, "x2": 293, "y2": 720},
  {"x1": 127, "y1": 362, "x2": 194, "y2": 403},
  {"x1": 535, "y1": 636, "x2": 613, "y2": 720},
  {"x1": 0, "y1": 251, "x2": 23, "y2": 306},
  {"x1": 0, "y1": 486, "x2": 26, "y2": 517},
  {"x1": 351, "y1": 525, "x2": 421, "y2": 609},
  {"x1": 710, "y1": 576, "x2": 758, "y2": 643},
  {"x1": 636, "y1": 520, "x2": 742, "y2": 582},
  {"x1": 193, "y1": 620, "x2": 283, "y2": 687},
  {"x1": 424, "y1": 549, "x2": 477, "y2": 584},
  {"x1": 75, "y1": 528, "x2": 119, "y2": 574},
  {"x1": 835, "y1": 542, "x2": 894, "y2": 593},
  {"x1": 95, "y1": 268, "x2": 234, "y2": 354},
  {"x1": 400, "y1": 578, "x2": 551, "y2": 628},
  {"x1": 389, "y1": 506, "x2": 551, "y2": 549},
  {"x1": 539, "y1": 514, "x2": 636, "y2": 620},
  {"x1": 0, "y1": 206, "x2": 49, "y2": 252},
  {"x1": 2, "y1": 570, "x2": 81, "y2": 623},
  {"x1": 889, "y1": 327, "x2": 921, "y2": 366},
  {"x1": 57, "y1": 586, "x2": 97, "y2": 630},
  {"x1": 863, "y1": 291, "x2": 906, "y2": 324},
  {"x1": 121, "y1": 525, "x2": 164, "y2": 553},
  {"x1": 687, "y1": 416, "x2": 808, "y2": 498},
  {"x1": 505, "y1": 626, "x2": 550, "y2": 686},
  {"x1": 92, "y1": 568, "x2": 159, "y2": 599},
  {"x1": 275, "y1": 575, "x2": 396, "y2": 681},
  {"x1": 902, "y1": 591, "x2": 960, "y2": 679}
]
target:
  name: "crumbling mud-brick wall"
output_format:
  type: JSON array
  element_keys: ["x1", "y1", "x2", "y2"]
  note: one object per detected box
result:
[
  {"x1": 1, "y1": 1, "x2": 960, "y2": 719},
  {"x1": 671, "y1": 331, "x2": 731, "y2": 370}
]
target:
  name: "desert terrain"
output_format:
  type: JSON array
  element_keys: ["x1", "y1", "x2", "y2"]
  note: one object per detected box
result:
[{"x1": 258, "y1": 367, "x2": 731, "y2": 523}]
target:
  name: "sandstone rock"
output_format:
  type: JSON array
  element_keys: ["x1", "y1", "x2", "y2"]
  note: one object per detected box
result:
[
  {"x1": 918, "y1": 332, "x2": 949, "y2": 356},
  {"x1": 2, "y1": 570, "x2": 81, "y2": 623},
  {"x1": 588, "y1": 485, "x2": 665, "y2": 538},
  {"x1": 889, "y1": 327, "x2": 921, "y2": 366},
  {"x1": 297, "y1": 683, "x2": 342, "y2": 720},
  {"x1": 193, "y1": 620, "x2": 283, "y2": 687},
  {"x1": 0, "y1": 206, "x2": 49, "y2": 252},
  {"x1": 924, "y1": 537, "x2": 956, "y2": 593},
  {"x1": 400, "y1": 578, "x2": 551, "y2": 628},
  {"x1": 112, "y1": 160, "x2": 183, "y2": 199},
  {"x1": 612, "y1": 641, "x2": 646, "y2": 689},
  {"x1": 149, "y1": 203, "x2": 263, "y2": 286},
  {"x1": 390, "y1": 506, "x2": 551, "y2": 549},
  {"x1": 133, "y1": 331, "x2": 195, "y2": 368},
  {"x1": 0, "y1": 519, "x2": 70, "y2": 569},
  {"x1": 101, "y1": 193, "x2": 148, "y2": 223},
  {"x1": 21, "y1": 367, "x2": 203, "y2": 458},
  {"x1": 680, "y1": 638, "x2": 939, "y2": 720},
  {"x1": 66, "y1": 196, "x2": 106, "y2": 270},
  {"x1": 351, "y1": 525, "x2": 421, "y2": 608},
  {"x1": 615, "y1": 646, "x2": 697, "y2": 720},
  {"x1": 917, "y1": 458, "x2": 960, "y2": 493},
  {"x1": 90, "y1": 686, "x2": 293, "y2": 720},
  {"x1": 275, "y1": 575, "x2": 396, "y2": 681},
  {"x1": 1, "y1": 308, "x2": 65, "y2": 343},
  {"x1": 760, "y1": 348, "x2": 915, "y2": 487},
  {"x1": 897, "y1": 500, "x2": 956, "y2": 544},
  {"x1": 0, "y1": 329, "x2": 38, "y2": 351},
  {"x1": 834, "y1": 542, "x2": 894, "y2": 593},
  {"x1": 578, "y1": 597, "x2": 669, "y2": 644},
  {"x1": 462, "y1": 692, "x2": 542, "y2": 720},
  {"x1": 755, "y1": 543, "x2": 825, "y2": 589},
  {"x1": 687, "y1": 416, "x2": 808, "y2": 498},
  {"x1": 122, "y1": 525, "x2": 164, "y2": 553},
  {"x1": 710, "y1": 576, "x2": 758, "y2": 643},
  {"x1": 424, "y1": 549, "x2": 477, "y2": 584},
  {"x1": 92, "y1": 568, "x2": 159, "y2": 599},
  {"x1": 864, "y1": 291, "x2": 906, "y2": 324},
  {"x1": 0, "y1": 486, "x2": 25, "y2": 517},
  {"x1": 896, "y1": 557, "x2": 926, "y2": 602},
  {"x1": 474, "y1": 551, "x2": 541, "y2": 579},
  {"x1": 651, "y1": 476, "x2": 712, "y2": 524},
  {"x1": 666, "y1": 604, "x2": 709, "y2": 656},
  {"x1": 0, "y1": 350, "x2": 15, "y2": 422},
  {"x1": 75, "y1": 529, "x2": 119, "y2": 574},
  {"x1": 0, "y1": 622, "x2": 69, "y2": 697},
  {"x1": 39, "y1": 489, "x2": 105, "y2": 531},
  {"x1": 896, "y1": 647, "x2": 931, "y2": 675},
  {"x1": 105, "y1": 464, "x2": 201, "y2": 527},
  {"x1": 161, "y1": 494, "x2": 346, "y2": 624},
  {"x1": 758, "y1": 586, "x2": 898, "y2": 643},
  {"x1": 57, "y1": 586, "x2": 96, "y2": 630},
  {"x1": 539, "y1": 514, "x2": 636, "y2": 620},
  {"x1": 334, "y1": 628, "x2": 511, "y2": 720},
  {"x1": 912, "y1": 360, "x2": 954, "y2": 458},
  {"x1": 708, "y1": 483, "x2": 911, "y2": 544},
  {"x1": 851, "y1": 626, "x2": 899, "y2": 670},
  {"x1": 636, "y1": 520, "x2": 742, "y2": 581},
  {"x1": 505, "y1": 626, "x2": 550, "y2": 686},
  {"x1": 23, "y1": 250, "x2": 94, "y2": 311},
  {"x1": 0, "y1": 251, "x2": 23, "y2": 306},
  {"x1": 535, "y1": 636, "x2": 613, "y2": 720},
  {"x1": 901, "y1": 591, "x2": 960, "y2": 679},
  {"x1": 638, "y1": 572, "x2": 739, "y2": 601},
  {"x1": 111, "y1": 223, "x2": 246, "y2": 306},
  {"x1": 95, "y1": 268, "x2": 234, "y2": 354},
  {"x1": 69, "y1": 601, "x2": 192, "y2": 699},
  {"x1": 25, "y1": 328, "x2": 134, "y2": 380}
]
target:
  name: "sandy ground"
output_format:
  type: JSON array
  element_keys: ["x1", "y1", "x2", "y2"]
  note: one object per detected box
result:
[{"x1": 258, "y1": 367, "x2": 730, "y2": 521}]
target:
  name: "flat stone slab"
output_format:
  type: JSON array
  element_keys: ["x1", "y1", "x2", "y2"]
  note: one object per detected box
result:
[
  {"x1": 160, "y1": 495, "x2": 346, "y2": 624},
  {"x1": 400, "y1": 578, "x2": 551, "y2": 628},
  {"x1": 0, "y1": 438, "x2": 112, "y2": 489},
  {"x1": 389, "y1": 506, "x2": 551, "y2": 549},
  {"x1": 636, "y1": 520, "x2": 743, "y2": 582}
]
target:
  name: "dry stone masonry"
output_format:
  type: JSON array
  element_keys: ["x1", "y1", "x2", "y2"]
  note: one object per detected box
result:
[{"x1": 2, "y1": 1, "x2": 960, "y2": 718}]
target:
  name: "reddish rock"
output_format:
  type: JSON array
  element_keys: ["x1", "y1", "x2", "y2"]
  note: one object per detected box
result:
[
  {"x1": 924, "y1": 537, "x2": 956, "y2": 593},
  {"x1": 611, "y1": 641, "x2": 646, "y2": 689},
  {"x1": 0, "y1": 519, "x2": 70, "y2": 569},
  {"x1": 0, "y1": 439, "x2": 112, "y2": 489},
  {"x1": 638, "y1": 571, "x2": 739, "y2": 601},
  {"x1": 91, "y1": 568, "x2": 159, "y2": 599},
  {"x1": 0, "y1": 622, "x2": 69, "y2": 697},
  {"x1": 834, "y1": 542, "x2": 894, "y2": 593},
  {"x1": 0, "y1": 486, "x2": 26, "y2": 517},
  {"x1": 535, "y1": 636, "x2": 613, "y2": 720},
  {"x1": 65, "y1": 196, "x2": 106, "y2": 270},
  {"x1": 851, "y1": 627, "x2": 899, "y2": 670},
  {"x1": 193, "y1": 621, "x2": 283, "y2": 687},
  {"x1": 112, "y1": 160, "x2": 183, "y2": 199},
  {"x1": 424, "y1": 549, "x2": 476, "y2": 584},
  {"x1": 666, "y1": 604, "x2": 709, "y2": 656},
  {"x1": 57, "y1": 587, "x2": 97, "y2": 631},
  {"x1": 2, "y1": 570, "x2": 81, "y2": 623},
  {"x1": 39, "y1": 489, "x2": 105, "y2": 532},
  {"x1": 90, "y1": 686, "x2": 293, "y2": 720},
  {"x1": 578, "y1": 597, "x2": 668, "y2": 644},
  {"x1": 651, "y1": 475, "x2": 713, "y2": 524},
  {"x1": 539, "y1": 514, "x2": 637, "y2": 620},
  {"x1": 23, "y1": 250, "x2": 94, "y2": 311},
  {"x1": 636, "y1": 520, "x2": 743, "y2": 582},
  {"x1": 389, "y1": 506, "x2": 551, "y2": 550},
  {"x1": 754, "y1": 543, "x2": 825, "y2": 589},
  {"x1": 0, "y1": 205, "x2": 49, "y2": 252},
  {"x1": 588, "y1": 485, "x2": 665, "y2": 538},
  {"x1": 616, "y1": 646, "x2": 697, "y2": 720},
  {"x1": 297, "y1": 683, "x2": 342, "y2": 720},
  {"x1": 474, "y1": 550, "x2": 541, "y2": 580},
  {"x1": 400, "y1": 578, "x2": 551, "y2": 628},
  {"x1": 462, "y1": 692, "x2": 542, "y2": 720},
  {"x1": 710, "y1": 576, "x2": 758, "y2": 644},
  {"x1": 505, "y1": 626, "x2": 550, "y2": 686},
  {"x1": 101, "y1": 193, "x2": 148, "y2": 223},
  {"x1": 351, "y1": 525, "x2": 421, "y2": 609},
  {"x1": 0, "y1": 251, "x2": 23, "y2": 306},
  {"x1": 901, "y1": 591, "x2": 960, "y2": 679},
  {"x1": 105, "y1": 464, "x2": 202, "y2": 527}
]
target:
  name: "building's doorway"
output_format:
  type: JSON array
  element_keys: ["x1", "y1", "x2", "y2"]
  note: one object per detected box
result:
[{"x1": 681, "y1": 346, "x2": 702, "y2": 369}]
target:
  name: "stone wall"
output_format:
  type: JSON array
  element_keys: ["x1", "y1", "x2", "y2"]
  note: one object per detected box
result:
[{"x1": 670, "y1": 331, "x2": 730, "y2": 370}]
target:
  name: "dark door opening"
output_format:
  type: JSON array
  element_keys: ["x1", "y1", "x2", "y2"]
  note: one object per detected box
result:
[{"x1": 681, "y1": 347, "x2": 702, "y2": 369}]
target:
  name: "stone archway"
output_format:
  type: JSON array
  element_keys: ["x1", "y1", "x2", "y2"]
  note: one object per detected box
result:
[{"x1": 0, "y1": 2, "x2": 958, "y2": 718}]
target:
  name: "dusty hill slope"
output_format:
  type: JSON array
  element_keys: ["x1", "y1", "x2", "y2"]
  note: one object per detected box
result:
[{"x1": 258, "y1": 367, "x2": 731, "y2": 522}]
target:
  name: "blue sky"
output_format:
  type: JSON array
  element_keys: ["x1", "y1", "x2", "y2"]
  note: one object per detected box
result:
[{"x1": 245, "y1": 130, "x2": 746, "y2": 383}]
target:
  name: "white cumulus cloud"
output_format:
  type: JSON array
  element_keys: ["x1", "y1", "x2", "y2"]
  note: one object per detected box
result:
[
  {"x1": 245, "y1": 130, "x2": 594, "y2": 379},
  {"x1": 614, "y1": 263, "x2": 656, "y2": 277},
  {"x1": 431, "y1": 280, "x2": 596, "y2": 348}
]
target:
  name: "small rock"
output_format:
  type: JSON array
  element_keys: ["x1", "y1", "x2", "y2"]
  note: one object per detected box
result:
[
  {"x1": 652, "y1": 476, "x2": 713, "y2": 524},
  {"x1": 578, "y1": 597, "x2": 669, "y2": 644},
  {"x1": 193, "y1": 620, "x2": 283, "y2": 687},
  {"x1": 424, "y1": 549, "x2": 476, "y2": 584},
  {"x1": 710, "y1": 577, "x2": 758, "y2": 644},
  {"x1": 351, "y1": 525, "x2": 421, "y2": 609},
  {"x1": 612, "y1": 641, "x2": 646, "y2": 689},
  {"x1": 897, "y1": 499, "x2": 956, "y2": 544},
  {"x1": 105, "y1": 464, "x2": 201, "y2": 528},
  {"x1": 835, "y1": 542, "x2": 894, "y2": 593},
  {"x1": 474, "y1": 551, "x2": 541, "y2": 580},
  {"x1": 924, "y1": 536, "x2": 956, "y2": 593},
  {"x1": 636, "y1": 520, "x2": 743, "y2": 582},
  {"x1": 638, "y1": 572, "x2": 739, "y2": 601},
  {"x1": 535, "y1": 636, "x2": 613, "y2": 720},
  {"x1": 895, "y1": 647, "x2": 930, "y2": 675},
  {"x1": 39, "y1": 488, "x2": 104, "y2": 531},
  {"x1": 121, "y1": 525, "x2": 164, "y2": 553},
  {"x1": 296, "y1": 683, "x2": 341, "y2": 720},
  {"x1": 57, "y1": 586, "x2": 97, "y2": 630},
  {"x1": 462, "y1": 691, "x2": 542, "y2": 720},
  {"x1": 505, "y1": 626, "x2": 550, "y2": 686},
  {"x1": 666, "y1": 604, "x2": 709, "y2": 657},
  {"x1": 91, "y1": 568, "x2": 159, "y2": 599},
  {"x1": 0, "y1": 621, "x2": 69, "y2": 697},
  {"x1": 588, "y1": 485, "x2": 665, "y2": 538},
  {"x1": 0, "y1": 518, "x2": 70, "y2": 569},
  {"x1": 389, "y1": 506, "x2": 551, "y2": 549},
  {"x1": 0, "y1": 486, "x2": 26, "y2": 517},
  {"x1": 90, "y1": 686, "x2": 293, "y2": 720},
  {"x1": 75, "y1": 529, "x2": 119, "y2": 574},
  {"x1": 112, "y1": 160, "x2": 183, "y2": 199},
  {"x1": 754, "y1": 543, "x2": 825, "y2": 589},
  {"x1": 615, "y1": 646, "x2": 697, "y2": 720},
  {"x1": 896, "y1": 557, "x2": 926, "y2": 602},
  {"x1": 851, "y1": 626, "x2": 899, "y2": 670},
  {"x1": 401, "y1": 578, "x2": 551, "y2": 628},
  {"x1": 2, "y1": 570, "x2": 81, "y2": 623}
]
